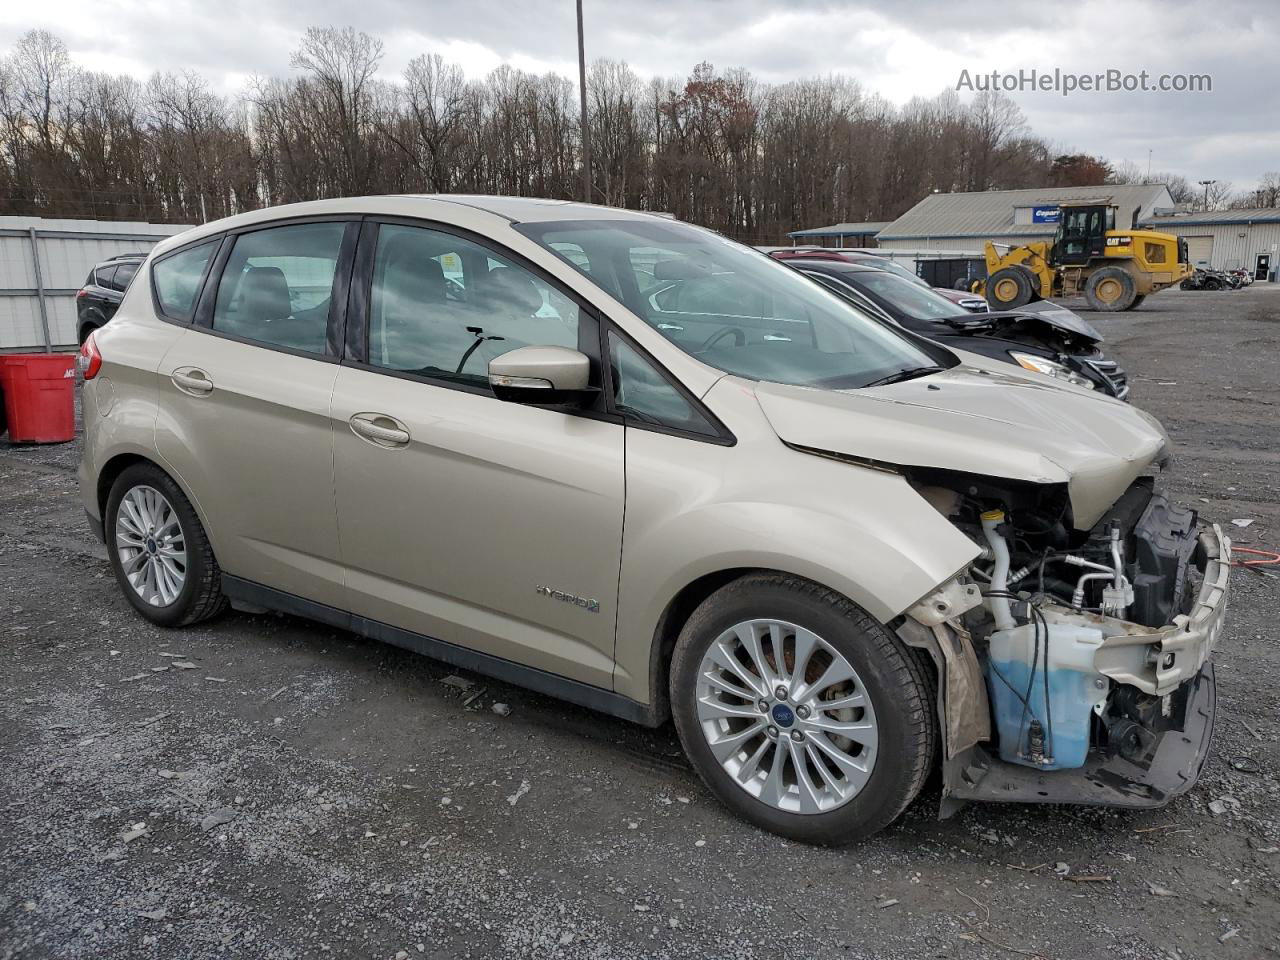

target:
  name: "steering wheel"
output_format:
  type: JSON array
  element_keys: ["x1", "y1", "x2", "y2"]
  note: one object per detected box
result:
[{"x1": 700, "y1": 327, "x2": 747, "y2": 352}]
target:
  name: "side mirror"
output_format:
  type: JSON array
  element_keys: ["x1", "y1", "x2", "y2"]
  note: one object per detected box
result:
[{"x1": 488, "y1": 345, "x2": 597, "y2": 406}]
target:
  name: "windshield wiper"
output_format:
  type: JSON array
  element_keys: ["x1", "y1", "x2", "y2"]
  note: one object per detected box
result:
[{"x1": 861, "y1": 365, "x2": 944, "y2": 388}]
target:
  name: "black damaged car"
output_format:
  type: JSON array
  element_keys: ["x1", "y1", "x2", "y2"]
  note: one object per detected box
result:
[{"x1": 787, "y1": 258, "x2": 1129, "y2": 400}]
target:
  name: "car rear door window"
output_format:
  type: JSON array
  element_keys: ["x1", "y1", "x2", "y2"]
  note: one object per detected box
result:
[
  {"x1": 367, "y1": 224, "x2": 580, "y2": 386},
  {"x1": 94, "y1": 264, "x2": 118, "y2": 290},
  {"x1": 212, "y1": 222, "x2": 345, "y2": 354},
  {"x1": 152, "y1": 240, "x2": 218, "y2": 320}
]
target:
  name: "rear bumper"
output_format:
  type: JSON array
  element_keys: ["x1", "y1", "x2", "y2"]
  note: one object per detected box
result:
[{"x1": 943, "y1": 660, "x2": 1216, "y2": 811}]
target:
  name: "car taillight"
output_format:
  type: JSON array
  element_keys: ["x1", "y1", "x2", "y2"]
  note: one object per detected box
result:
[
  {"x1": 78, "y1": 331, "x2": 102, "y2": 380},
  {"x1": 76, "y1": 288, "x2": 89, "y2": 298}
]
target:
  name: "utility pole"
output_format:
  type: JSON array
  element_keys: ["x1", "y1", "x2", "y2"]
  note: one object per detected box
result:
[
  {"x1": 1198, "y1": 179, "x2": 1217, "y2": 212},
  {"x1": 576, "y1": 0, "x2": 592, "y2": 204}
]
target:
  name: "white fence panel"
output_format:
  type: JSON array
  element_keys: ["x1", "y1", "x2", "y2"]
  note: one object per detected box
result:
[{"x1": 0, "y1": 217, "x2": 192, "y2": 351}]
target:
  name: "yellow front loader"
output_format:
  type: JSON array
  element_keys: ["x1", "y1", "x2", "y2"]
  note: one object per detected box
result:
[{"x1": 977, "y1": 202, "x2": 1192, "y2": 312}]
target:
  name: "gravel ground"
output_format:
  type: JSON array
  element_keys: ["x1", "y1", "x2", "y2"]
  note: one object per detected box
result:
[{"x1": 2, "y1": 284, "x2": 1278, "y2": 960}]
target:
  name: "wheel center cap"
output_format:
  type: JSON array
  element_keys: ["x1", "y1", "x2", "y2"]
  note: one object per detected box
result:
[
  {"x1": 771, "y1": 703, "x2": 795, "y2": 728},
  {"x1": 146, "y1": 538, "x2": 157, "y2": 554}
]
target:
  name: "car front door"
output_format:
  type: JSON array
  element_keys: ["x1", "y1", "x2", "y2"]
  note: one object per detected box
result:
[
  {"x1": 154, "y1": 219, "x2": 357, "y2": 606},
  {"x1": 329, "y1": 220, "x2": 625, "y2": 689}
]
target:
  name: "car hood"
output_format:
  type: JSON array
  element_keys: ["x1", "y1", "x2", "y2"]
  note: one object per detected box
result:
[
  {"x1": 997, "y1": 301, "x2": 1104, "y2": 342},
  {"x1": 754, "y1": 363, "x2": 1168, "y2": 530}
]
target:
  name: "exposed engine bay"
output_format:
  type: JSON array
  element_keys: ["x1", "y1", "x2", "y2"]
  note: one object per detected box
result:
[{"x1": 901, "y1": 468, "x2": 1231, "y2": 810}]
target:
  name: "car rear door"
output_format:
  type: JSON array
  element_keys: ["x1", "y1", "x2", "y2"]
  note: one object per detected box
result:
[
  {"x1": 328, "y1": 219, "x2": 625, "y2": 689},
  {"x1": 154, "y1": 219, "x2": 358, "y2": 606}
]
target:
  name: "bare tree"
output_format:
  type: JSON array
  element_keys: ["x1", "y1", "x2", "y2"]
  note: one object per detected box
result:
[
  {"x1": 288, "y1": 26, "x2": 384, "y2": 195},
  {"x1": 0, "y1": 26, "x2": 1217, "y2": 239}
]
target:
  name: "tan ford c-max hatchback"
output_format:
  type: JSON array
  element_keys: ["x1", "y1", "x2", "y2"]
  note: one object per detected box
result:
[{"x1": 78, "y1": 196, "x2": 1230, "y2": 844}]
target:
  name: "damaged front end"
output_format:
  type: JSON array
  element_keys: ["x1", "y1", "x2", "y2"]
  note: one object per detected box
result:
[
  {"x1": 751, "y1": 367, "x2": 1231, "y2": 813},
  {"x1": 897, "y1": 473, "x2": 1231, "y2": 814}
]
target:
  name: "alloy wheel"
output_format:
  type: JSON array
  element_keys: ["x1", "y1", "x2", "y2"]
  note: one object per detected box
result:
[
  {"x1": 695, "y1": 619, "x2": 879, "y2": 814},
  {"x1": 115, "y1": 485, "x2": 187, "y2": 607}
]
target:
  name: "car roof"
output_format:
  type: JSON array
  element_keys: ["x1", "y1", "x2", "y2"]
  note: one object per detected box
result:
[
  {"x1": 148, "y1": 195, "x2": 674, "y2": 260},
  {"x1": 780, "y1": 259, "x2": 879, "y2": 274}
]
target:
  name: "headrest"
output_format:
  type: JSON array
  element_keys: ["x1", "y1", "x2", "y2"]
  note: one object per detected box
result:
[
  {"x1": 240, "y1": 266, "x2": 292, "y2": 322},
  {"x1": 484, "y1": 267, "x2": 543, "y2": 316}
]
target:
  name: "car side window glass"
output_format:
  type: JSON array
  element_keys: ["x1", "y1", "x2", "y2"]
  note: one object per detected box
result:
[
  {"x1": 95, "y1": 265, "x2": 118, "y2": 290},
  {"x1": 212, "y1": 222, "x2": 345, "y2": 354},
  {"x1": 152, "y1": 241, "x2": 218, "y2": 320},
  {"x1": 112, "y1": 262, "x2": 138, "y2": 291},
  {"x1": 608, "y1": 333, "x2": 717, "y2": 437},
  {"x1": 368, "y1": 224, "x2": 580, "y2": 386}
]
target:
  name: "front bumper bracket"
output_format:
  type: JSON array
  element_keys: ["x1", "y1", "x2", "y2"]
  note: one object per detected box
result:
[{"x1": 940, "y1": 661, "x2": 1216, "y2": 815}]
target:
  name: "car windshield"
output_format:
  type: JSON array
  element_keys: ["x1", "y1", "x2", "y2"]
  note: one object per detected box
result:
[
  {"x1": 516, "y1": 219, "x2": 943, "y2": 390},
  {"x1": 848, "y1": 270, "x2": 968, "y2": 321}
]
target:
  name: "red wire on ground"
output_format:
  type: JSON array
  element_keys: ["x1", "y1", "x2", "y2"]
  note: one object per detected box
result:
[{"x1": 1232, "y1": 547, "x2": 1280, "y2": 567}]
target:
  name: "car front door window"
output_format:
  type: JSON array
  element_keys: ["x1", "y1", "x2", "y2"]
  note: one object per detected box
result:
[{"x1": 368, "y1": 224, "x2": 581, "y2": 384}]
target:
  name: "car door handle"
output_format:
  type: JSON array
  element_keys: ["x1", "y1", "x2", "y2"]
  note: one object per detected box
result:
[
  {"x1": 171, "y1": 367, "x2": 213, "y2": 396},
  {"x1": 349, "y1": 413, "x2": 410, "y2": 448}
]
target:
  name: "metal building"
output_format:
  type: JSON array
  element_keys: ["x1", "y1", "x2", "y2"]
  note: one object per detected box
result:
[
  {"x1": 875, "y1": 184, "x2": 1176, "y2": 253},
  {"x1": 784, "y1": 221, "x2": 891, "y2": 248},
  {"x1": 1, "y1": 217, "x2": 191, "y2": 352},
  {"x1": 1138, "y1": 209, "x2": 1280, "y2": 278}
]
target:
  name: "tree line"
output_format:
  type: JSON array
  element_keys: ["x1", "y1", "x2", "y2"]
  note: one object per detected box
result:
[{"x1": 0, "y1": 27, "x2": 1267, "y2": 242}]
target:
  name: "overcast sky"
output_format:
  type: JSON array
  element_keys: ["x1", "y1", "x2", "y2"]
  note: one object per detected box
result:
[{"x1": 2, "y1": 0, "x2": 1276, "y2": 190}]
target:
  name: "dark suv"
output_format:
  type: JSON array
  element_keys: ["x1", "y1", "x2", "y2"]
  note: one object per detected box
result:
[{"x1": 76, "y1": 253, "x2": 146, "y2": 344}]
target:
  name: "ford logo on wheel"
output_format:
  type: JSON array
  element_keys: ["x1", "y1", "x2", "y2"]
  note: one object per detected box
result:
[{"x1": 771, "y1": 704, "x2": 795, "y2": 728}]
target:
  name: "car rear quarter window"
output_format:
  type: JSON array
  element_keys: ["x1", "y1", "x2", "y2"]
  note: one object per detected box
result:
[
  {"x1": 94, "y1": 264, "x2": 118, "y2": 290},
  {"x1": 111, "y1": 262, "x2": 139, "y2": 291},
  {"x1": 211, "y1": 222, "x2": 346, "y2": 355},
  {"x1": 152, "y1": 241, "x2": 219, "y2": 320}
]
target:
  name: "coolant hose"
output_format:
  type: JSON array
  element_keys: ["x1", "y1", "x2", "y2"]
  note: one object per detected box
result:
[{"x1": 981, "y1": 509, "x2": 1016, "y2": 631}]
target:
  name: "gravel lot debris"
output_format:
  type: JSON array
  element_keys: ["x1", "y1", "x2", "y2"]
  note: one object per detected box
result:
[{"x1": 1, "y1": 286, "x2": 1278, "y2": 959}]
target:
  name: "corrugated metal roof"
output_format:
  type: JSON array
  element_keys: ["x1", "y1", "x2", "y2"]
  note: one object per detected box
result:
[
  {"x1": 1139, "y1": 207, "x2": 1280, "y2": 227},
  {"x1": 787, "y1": 221, "x2": 892, "y2": 238},
  {"x1": 879, "y1": 184, "x2": 1171, "y2": 240}
]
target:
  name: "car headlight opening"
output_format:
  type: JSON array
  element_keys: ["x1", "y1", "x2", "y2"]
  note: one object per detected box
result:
[{"x1": 1009, "y1": 352, "x2": 1096, "y2": 390}]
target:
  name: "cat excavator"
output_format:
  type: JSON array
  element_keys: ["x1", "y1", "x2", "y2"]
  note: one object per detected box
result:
[{"x1": 977, "y1": 201, "x2": 1192, "y2": 312}]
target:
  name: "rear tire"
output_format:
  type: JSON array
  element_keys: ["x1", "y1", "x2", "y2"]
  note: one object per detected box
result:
[
  {"x1": 1085, "y1": 266, "x2": 1137, "y2": 311},
  {"x1": 986, "y1": 267, "x2": 1035, "y2": 309},
  {"x1": 669, "y1": 573, "x2": 935, "y2": 845},
  {"x1": 1124, "y1": 294, "x2": 1146, "y2": 311},
  {"x1": 106, "y1": 463, "x2": 227, "y2": 628}
]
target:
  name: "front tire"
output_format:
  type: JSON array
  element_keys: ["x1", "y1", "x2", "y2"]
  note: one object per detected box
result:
[
  {"x1": 669, "y1": 573, "x2": 936, "y2": 845},
  {"x1": 1085, "y1": 266, "x2": 1137, "y2": 311},
  {"x1": 106, "y1": 463, "x2": 227, "y2": 627}
]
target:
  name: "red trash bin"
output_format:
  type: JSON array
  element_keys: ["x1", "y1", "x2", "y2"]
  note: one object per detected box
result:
[{"x1": 0, "y1": 353, "x2": 77, "y2": 443}]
